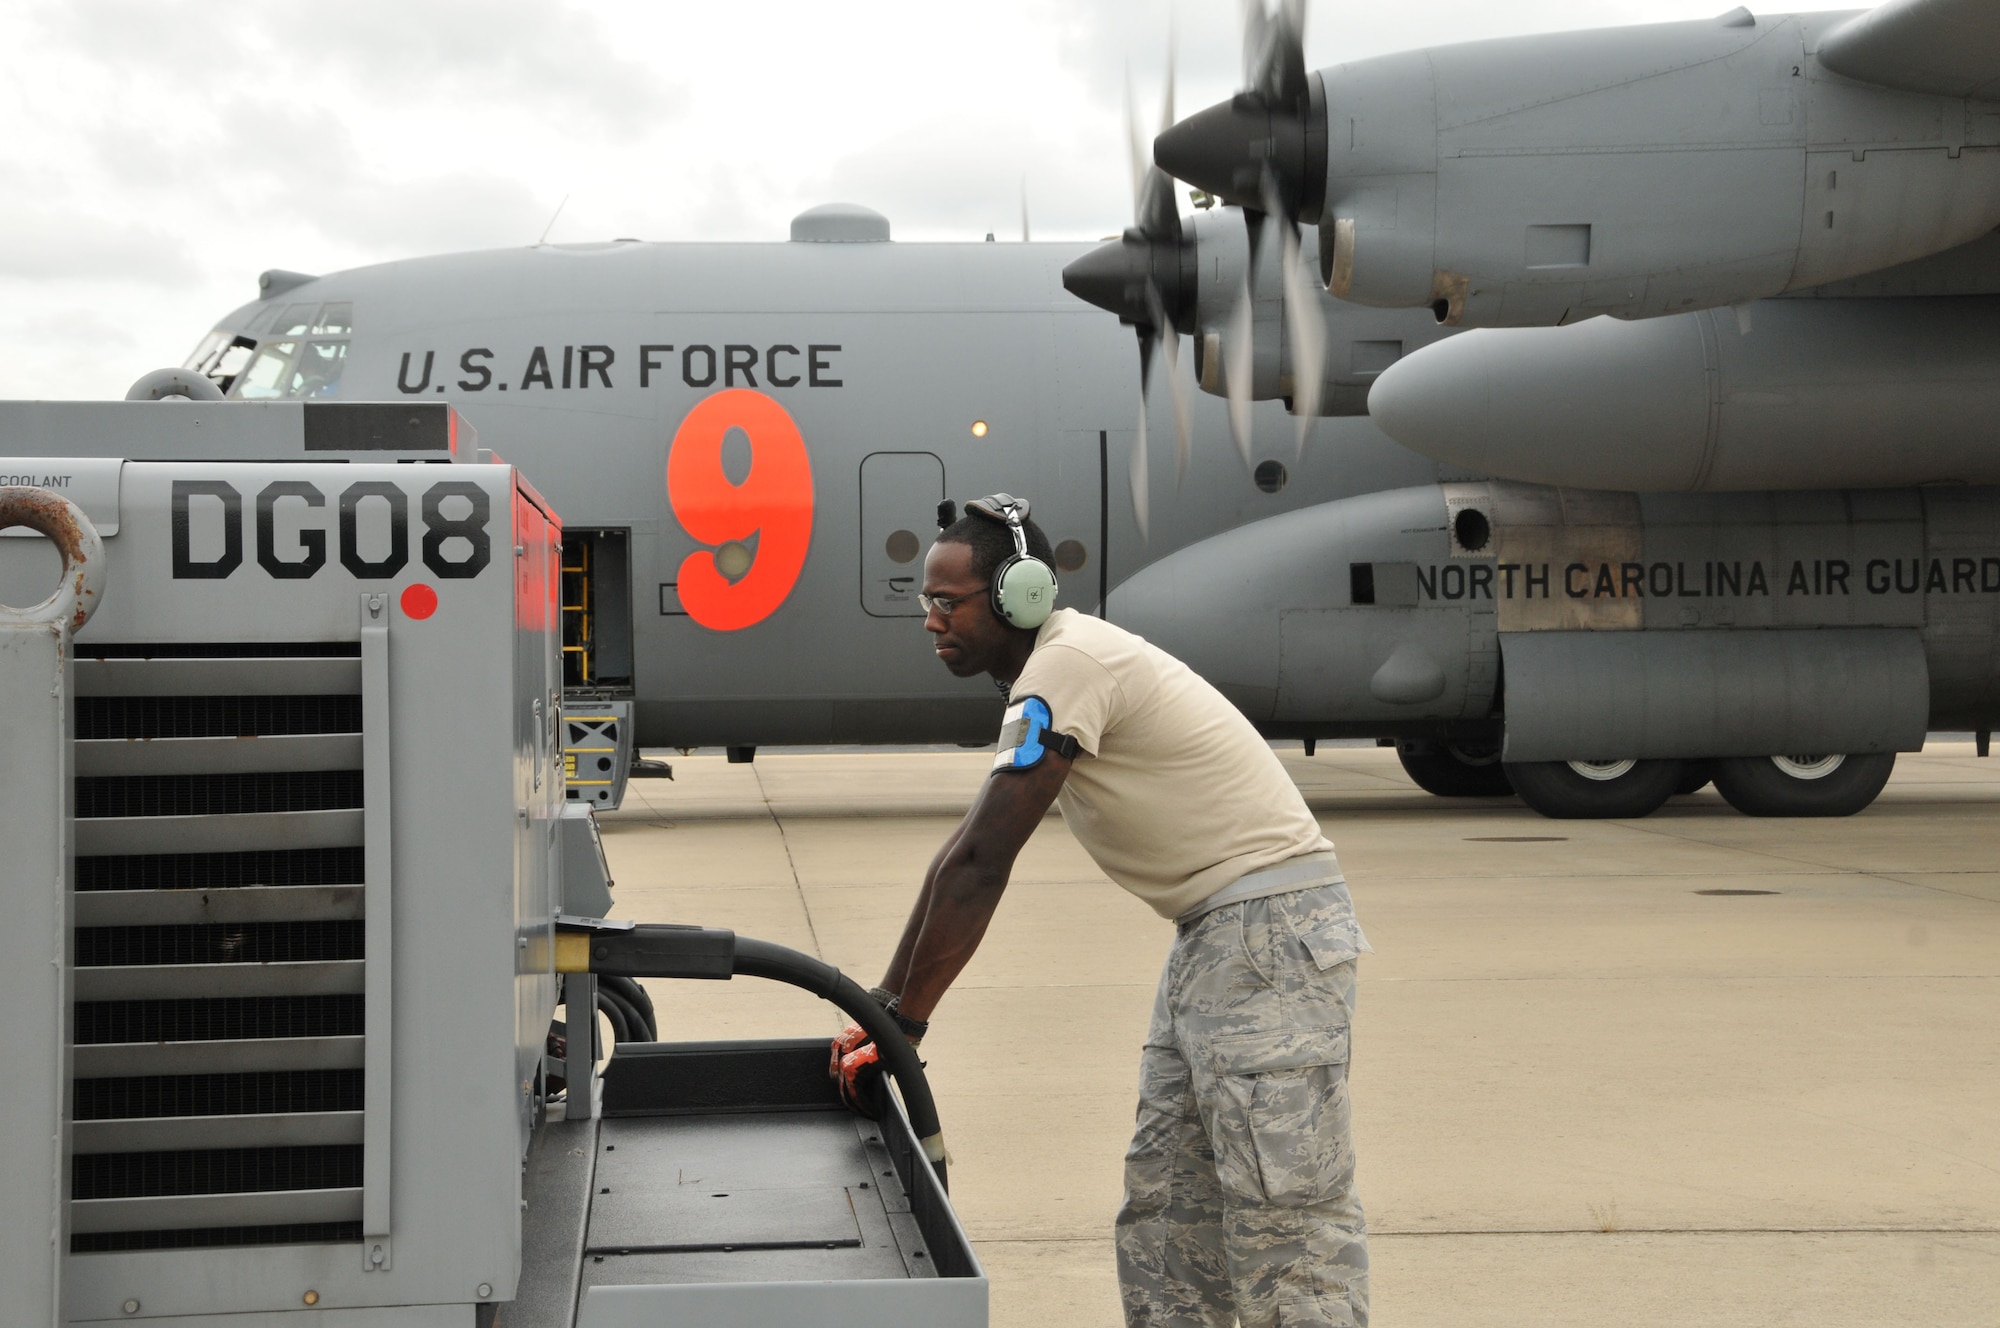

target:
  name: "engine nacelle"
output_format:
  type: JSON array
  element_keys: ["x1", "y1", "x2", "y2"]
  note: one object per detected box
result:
[
  {"x1": 1368, "y1": 295, "x2": 2000, "y2": 491},
  {"x1": 1303, "y1": 11, "x2": 2000, "y2": 327},
  {"x1": 1186, "y1": 209, "x2": 1454, "y2": 414}
]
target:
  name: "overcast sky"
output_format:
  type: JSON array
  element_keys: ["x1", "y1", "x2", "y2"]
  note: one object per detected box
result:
[{"x1": 4, "y1": 0, "x2": 1731, "y2": 399}]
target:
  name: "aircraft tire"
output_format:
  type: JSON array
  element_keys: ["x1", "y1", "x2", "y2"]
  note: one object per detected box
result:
[
  {"x1": 1675, "y1": 761, "x2": 1713, "y2": 796},
  {"x1": 1503, "y1": 758, "x2": 1684, "y2": 819},
  {"x1": 1709, "y1": 752, "x2": 1895, "y2": 817},
  {"x1": 1396, "y1": 740, "x2": 1514, "y2": 797}
]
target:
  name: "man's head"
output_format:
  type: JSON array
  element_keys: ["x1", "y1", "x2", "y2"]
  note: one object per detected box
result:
[{"x1": 922, "y1": 507, "x2": 1055, "y2": 681}]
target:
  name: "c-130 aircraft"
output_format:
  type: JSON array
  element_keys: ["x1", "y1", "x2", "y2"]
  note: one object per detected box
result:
[{"x1": 155, "y1": 0, "x2": 2000, "y2": 821}]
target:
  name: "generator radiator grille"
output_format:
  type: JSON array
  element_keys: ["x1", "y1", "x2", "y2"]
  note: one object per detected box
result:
[
  {"x1": 75, "y1": 1070, "x2": 366, "y2": 1121},
  {"x1": 77, "y1": 921, "x2": 364, "y2": 967},
  {"x1": 77, "y1": 996, "x2": 366, "y2": 1045},
  {"x1": 76, "y1": 694, "x2": 363, "y2": 740},
  {"x1": 73, "y1": 1222, "x2": 365, "y2": 1254},
  {"x1": 75, "y1": 1146, "x2": 364, "y2": 1201},
  {"x1": 75, "y1": 847, "x2": 365, "y2": 892},
  {"x1": 75, "y1": 771, "x2": 364, "y2": 817},
  {"x1": 71, "y1": 646, "x2": 371, "y2": 1252}
]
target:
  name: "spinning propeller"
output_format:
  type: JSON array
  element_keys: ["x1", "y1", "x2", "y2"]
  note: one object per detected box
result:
[
  {"x1": 1061, "y1": 51, "x2": 1196, "y2": 539},
  {"x1": 1061, "y1": 2, "x2": 1331, "y2": 537},
  {"x1": 1161, "y1": 0, "x2": 1328, "y2": 456}
]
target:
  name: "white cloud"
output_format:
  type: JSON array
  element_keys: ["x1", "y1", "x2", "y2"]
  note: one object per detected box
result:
[{"x1": 0, "y1": 0, "x2": 1728, "y2": 398}]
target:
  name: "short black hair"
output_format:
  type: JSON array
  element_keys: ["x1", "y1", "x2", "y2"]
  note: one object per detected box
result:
[{"x1": 934, "y1": 508, "x2": 1055, "y2": 586}]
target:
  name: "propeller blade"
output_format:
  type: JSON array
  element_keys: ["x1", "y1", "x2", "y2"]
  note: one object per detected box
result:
[
  {"x1": 1282, "y1": 222, "x2": 1324, "y2": 454},
  {"x1": 1125, "y1": 67, "x2": 1149, "y2": 218},
  {"x1": 1162, "y1": 323, "x2": 1195, "y2": 488},
  {"x1": 1225, "y1": 286, "x2": 1255, "y2": 469},
  {"x1": 1263, "y1": 167, "x2": 1325, "y2": 450},
  {"x1": 1131, "y1": 396, "x2": 1152, "y2": 543}
]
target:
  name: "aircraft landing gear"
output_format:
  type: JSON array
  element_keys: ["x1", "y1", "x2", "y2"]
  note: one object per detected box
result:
[
  {"x1": 1396, "y1": 739, "x2": 1515, "y2": 797},
  {"x1": 1709, "y1": 753, "x2": 1896, "y2": 817},
  {"x1": 1503, "y1": 758, "x2": 1685, "y2": 819}
]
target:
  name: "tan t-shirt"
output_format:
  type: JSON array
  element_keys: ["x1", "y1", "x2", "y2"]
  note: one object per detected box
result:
[{"x1": 996, "y1": 608, "x2": 1340, "y2": 920}]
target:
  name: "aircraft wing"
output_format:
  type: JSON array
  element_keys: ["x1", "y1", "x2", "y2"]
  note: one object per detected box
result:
[{"x1": 1819, "y1": 0, "x2": 2000, "y2": 100}]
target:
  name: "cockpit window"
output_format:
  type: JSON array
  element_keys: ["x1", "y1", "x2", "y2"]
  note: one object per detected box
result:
[
  {"x1": 273, "y1": 304, "x2": 318, "y2": 337},
  {"x1": 313, "y1": 302, "x2": 353, "y2": 335},
  {"x1": 233, "y1": 338, "x2": 349, "y2": 400},
  {"x1": 183, "y1": 330, "x2": 257, "y2": 387},
  {"x1": 187, "y1": 299, "x2": 352, "y2": 400}
]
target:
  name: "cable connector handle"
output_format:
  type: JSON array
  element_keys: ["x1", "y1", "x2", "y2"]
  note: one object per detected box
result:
[{"x1": 556, "y1": 920, "x2": 736, "y2": 980}]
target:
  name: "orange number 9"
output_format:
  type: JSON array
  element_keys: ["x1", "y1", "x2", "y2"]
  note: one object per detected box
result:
[{"x1": 666, "y1": 389, "x2": 815, "y2": 631}]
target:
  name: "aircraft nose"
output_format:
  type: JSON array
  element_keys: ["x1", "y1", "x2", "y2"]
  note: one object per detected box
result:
[{"x1": 1061, "y1": 235, "x2": 1152, "y2": 324}]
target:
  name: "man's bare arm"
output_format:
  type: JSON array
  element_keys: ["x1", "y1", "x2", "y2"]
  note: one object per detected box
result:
[
  {"x1": 892, "y1": 753, "x2": 1071, "y2": 1022},
  {"x1": 879, "y1": 811, "x2": 972, "y2": 996}
]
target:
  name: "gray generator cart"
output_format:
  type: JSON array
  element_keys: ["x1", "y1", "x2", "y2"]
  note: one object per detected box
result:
[{"x1": 0, "y1": 401, "x2": 982, "y2": 1327}]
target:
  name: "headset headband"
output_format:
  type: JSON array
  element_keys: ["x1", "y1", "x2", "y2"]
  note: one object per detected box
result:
[{"x1": 966, "y1": 493, "x2": 1031, "y2": 559}]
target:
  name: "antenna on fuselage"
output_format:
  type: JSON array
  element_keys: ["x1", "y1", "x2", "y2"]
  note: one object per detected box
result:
[{"x1": 536, "y1": 195, "x2": 570, "y2": 246}]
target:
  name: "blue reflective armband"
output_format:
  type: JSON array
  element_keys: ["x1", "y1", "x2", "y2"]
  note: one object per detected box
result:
[{"x1": 992, "y1": 695, "x2": 1079, "y2": 772}]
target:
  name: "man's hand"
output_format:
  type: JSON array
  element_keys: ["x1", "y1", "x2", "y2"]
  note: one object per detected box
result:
[{"x1": 830, "y1": 1021, "x2": 884, "y2": 1117}]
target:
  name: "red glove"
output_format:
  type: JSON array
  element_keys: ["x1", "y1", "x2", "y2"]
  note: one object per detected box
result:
[{"x1": 830, "y1": 1022, "x2": 883, "y2": 1117}]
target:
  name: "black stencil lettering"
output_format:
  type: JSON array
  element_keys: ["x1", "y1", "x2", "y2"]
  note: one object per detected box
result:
[
  {"x1": 1565, "y1": 563, "x2": 1589, "y2": 598},
  {"x1": 1648, "y1": 562, "x2": 1673, "y2": 597},
  {"x1": 1440, "y1": 564, "x2": 1465, "y2": 600},
  {"x1": 1985, "y1": 558, "x2": 2000, "y2": 593},
  {"x1": 1786, "y1": 561, "x2": 1810, "y2": 595},
  {"x1": 1953, "y1": 558, "x2": 1976, "y2": 593},
  {"x1": 421, "y1": 481, "x2": 491, "y2": 579},
  {"x1": 724, "y1": 344, "x2": 759, "y2": 387},
  {"x1": 639, "y1": 344, "x2": 674, "y2": 387},
  {"x1": 457, "y1": 349, "x2": 493, "y2": 391},
  {"x1": 808, "y1": 344, "x2": 843, "y2": 387},
  {"x1": 1595, "y1": 565, "x2": 1617, "y2": 598},
  {"x1": 1619, "y1": 563, "x2": 1644, "y2": 597},
  {"x1": 579, "y1": 345, "x2": 615, "y2": 389},
  {"x1": 1926, "y1": 559, "x2": 1947, "y2": 593},
  {"x1": 1470, "y1": 564, "x2": 1493, "y2": 599},
  {"x1": 339, "y1": 482, "x2": 410, "y2": 579},
  {"x1": 1826, "y1": 559, "x2": 1850, "y2": 595},
  {"x1": 1525, "y1": 564, "x2": 1549, "y2": 598},
  {"x1": 1717, "y1": 562, "x2": 1742, "y2": 596},
  {"x1": 521, "y1": 347, "x2": 554, "y2": 390},
  {"x1": 256, "y1": 481, "x2": 326, "y2": 580},
  {"x1": 1747, "y1": 562, "x2": 1769, "y2": 595},
  {"x1": 1896, "y1": 558, "x2": 1921, "y2": 593},
  {"x1": 1497, "y1": 563, "x2": 1519, "y2": 597},
  {"x1": 1677, "y1": 562, "x2": 1700, "y2": 597},
  {"x1": 1414, "y1": 564, "x2": 1436, "y2": 599},
  {"x1": 766, "y1": 344, "x2": 801, "y2": 387},
  {"x1": 683, "y1": 345, "x2": 717, "y2": 387},
  {"x1": 1866, "y1": 559, "x2": 1891, "y2": 594},
  {"x1": 397, "y1": 351, "x2": 435, "y2": 394},
  {"x1": 561, "y1": 345, "x2": 575, "y2": 389},
  {"x1": 171, "y1": 481, "x2": 243, "y2": 580}
]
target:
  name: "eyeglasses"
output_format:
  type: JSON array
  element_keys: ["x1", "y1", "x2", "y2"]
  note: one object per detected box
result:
[{"x1": 917, "y1": 586, "x2": 989, "y2": 619}]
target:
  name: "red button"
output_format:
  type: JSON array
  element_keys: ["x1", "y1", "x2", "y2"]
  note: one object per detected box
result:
[{"x1": 401, "y1": 584, "x2": 438, "y2": 620}]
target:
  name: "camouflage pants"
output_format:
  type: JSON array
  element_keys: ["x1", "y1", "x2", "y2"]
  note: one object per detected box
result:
[{"x1": 1115, "y1": 883, "x2": 1369, "y2": 1328}]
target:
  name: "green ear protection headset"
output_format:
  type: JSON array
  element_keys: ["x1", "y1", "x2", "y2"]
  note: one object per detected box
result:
[{"x1": 965, "y1": 493, "x2": 1058, "y2": 630}]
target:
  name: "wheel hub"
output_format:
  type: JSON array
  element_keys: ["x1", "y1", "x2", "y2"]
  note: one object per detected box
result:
[
  {"x1": 1568, "y1": 759, "x2": 1637, "y2": 782},
  {"x1": 1771, "y1": 754, "x2": 1846, "y2": 780}
]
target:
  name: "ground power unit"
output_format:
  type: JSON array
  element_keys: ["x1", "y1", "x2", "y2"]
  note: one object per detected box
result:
[{"x1": 0, "y1": 402, "x2": 982, "y2": 1327}]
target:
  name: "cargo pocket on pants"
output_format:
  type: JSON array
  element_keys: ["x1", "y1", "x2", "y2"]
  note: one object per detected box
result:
[{"x1": 1203, "y1": 1026, "x2": 1353, "y2": 1208}]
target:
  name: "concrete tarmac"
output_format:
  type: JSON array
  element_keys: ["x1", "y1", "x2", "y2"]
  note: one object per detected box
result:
[{"x1": 596, "y1": 742, "x2": 2000, "y2": 1327}]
